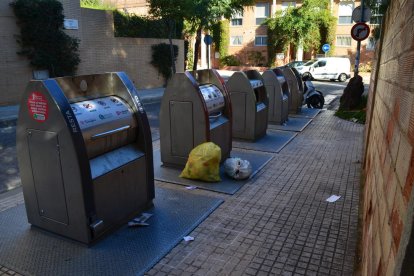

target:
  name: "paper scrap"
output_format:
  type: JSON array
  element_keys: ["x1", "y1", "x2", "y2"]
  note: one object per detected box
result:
[
  {"x1": 133, "y1": 213, "x2": 153, "y2": 223},
  {"x1": 128, "y1": 212, "x2": 153, "y2": 227},
  {"x1": 326, "y1": 195, "x2": 341, "y2": 203},
  {"x1": 186, "y1": 186, "x2": 197, "y2": 190},
  {"x1": 128, "y1": 221, "x2": 149, "y2": 227},
  {"x1": 183, "y1": 236, "x2": 194, "y2": 242}
]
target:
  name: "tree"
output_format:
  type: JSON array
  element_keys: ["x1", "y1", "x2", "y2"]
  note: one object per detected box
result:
[
  {"x1": 267, "y1": 0, "x2": 336, "y2": 65},
  {"x1": 148, "y1": 0, "x2": 187, "y2": 74},
  {"x1": 184, "y1": 0, "x2": 255, "y2": 70},
  {"x1": 148, "y1": 0, "x2": 255, "y2": 72}
]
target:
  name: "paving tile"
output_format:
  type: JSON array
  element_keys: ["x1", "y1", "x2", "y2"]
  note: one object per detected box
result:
[{"x1": 0, "y1": 110, "x2": 363, "y2": 276}]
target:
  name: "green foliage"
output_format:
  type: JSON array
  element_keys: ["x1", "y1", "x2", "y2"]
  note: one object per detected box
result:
[
  {"x1": 113, "y1": 10, "x2": 183, "y2": 38},
  {"x1": 80, "y1": 0, "x2": 115, "y2": 10},
  {"x1": 335, "y1": 95, "x2": 368, "y2": 124},
  {"x1": 221, "y1": 55, "x2": 241, "y2": 66},
  {"x1": 149, "y1": 0, "x2": 254, "y2": 70},
  {"x1": 151, "y1": 43, "x2": 178, "y2": 84},
  {"x1": 10, "y1": 0, "x2": 80, "y2": 77},
  {"x1": 211, "y1": 20, "x2": 230, "y2": 60},
  {"x1": 359, "y1": 62, "x2": 372, "y2": 73},
  {"x1": 247, "y1": 51, "x2": 264, "y2": 66},
  {"x1": 315, "y1": 9, "x2": 336, "y2": 56},
  {"x1": 267, "y1": 0, "x2": 336, "y2": 65},
  {"x1": 185, "y1": 40, "x2": 194, "y2": 70}
]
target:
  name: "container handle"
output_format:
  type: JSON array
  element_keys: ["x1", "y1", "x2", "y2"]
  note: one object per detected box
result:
[
  {"x1": 209, "y1": 112, "x2": 222, "y2": 123},
  {"x1": 91, "y1": 125, "x2": 130, "y2": 140}
]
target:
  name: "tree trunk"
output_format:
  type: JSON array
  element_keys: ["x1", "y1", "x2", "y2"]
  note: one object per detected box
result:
[
  {"x1": 168, "y1": 19, "x2": 176, "y2": 74},
  {"x1": 193, "y1": 27, "x2": 202, "y2": 71}
]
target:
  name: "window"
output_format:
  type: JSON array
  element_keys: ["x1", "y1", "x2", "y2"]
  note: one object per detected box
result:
[
  {"x1": 336, "y1": 35, "x2": 352, "y2": 47},
  {"x1": 281, "y1": 1, "x2": 296, "y2": 12},
  {"x1": 231, "y1": 36, "x2": 243, "y2": 46},
  {"x1": 255, "y1": 36, "x2": 268, "y2": 46},
  {"x1": 338, "y1": 2, "x2": 354, "y2": 24},
  {"x1": 231, "y1": 12, "x2": 243, "y2": 26},
  {"x1": 255, "y1": 3, "x2": 269, "y2": 25},
  {"x1": 315, "y1": 61, "x2": 327, "y2": 67}
]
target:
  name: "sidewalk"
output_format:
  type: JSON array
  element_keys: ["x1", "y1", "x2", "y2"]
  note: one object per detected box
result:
[
  {"x1": 146, "y1": 109, "x2": 362, "y2": 275},
  {"x1": 0, "y1": 105, "x2": 363, "y2": 275},
  {"x1": 0, "y1": 87, "x2": 165, "y2": 126}
]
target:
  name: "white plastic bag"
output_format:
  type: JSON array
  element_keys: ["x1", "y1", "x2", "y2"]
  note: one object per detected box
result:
[{"x1": 224, "y1": 157, "x2": 252, "y2": 180}]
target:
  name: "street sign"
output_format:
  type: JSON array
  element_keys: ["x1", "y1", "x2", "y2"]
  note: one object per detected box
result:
[
  {"x1": 351, "y1": 22, "x2": 370, "y2": 41},
  {"x1": 322, "y1": 44, "x2": 330, "y2": 53},
  {"x1": 352, "y1": 6, "x2": 372, "y2": 23},
  {"x1": 204, "y1": 35, "x2": 213, "y2": 45}
]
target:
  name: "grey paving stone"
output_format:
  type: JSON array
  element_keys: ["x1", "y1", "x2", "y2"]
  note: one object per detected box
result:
[{"x1": 0, "y1": 110, "x2": 362, "y2": 276}]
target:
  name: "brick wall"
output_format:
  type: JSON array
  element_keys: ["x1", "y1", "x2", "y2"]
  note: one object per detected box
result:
[
  {"x1": 362, "y1": 0, "x2": 414, "y2": 275},
  {"x1": 0, "y1": 0, "x2": 33, "y2": 105},
  {"x1": 78, "y1": 8, "x2": 184, "y2": 89},
  {"x1": 0, "y1": 0, "x2": 184, "y2": 105}
]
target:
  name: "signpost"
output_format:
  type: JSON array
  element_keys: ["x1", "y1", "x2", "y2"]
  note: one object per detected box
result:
[
  {"x1": 204, "y1": 35, "x2": 213, "y2": 69},
  {"x1": 351, "y1": 2, "x2": 371, "y2": 77},
  {"x1": 322, "y1": 44, "x2": 330, "y2": 57},
  {"x1": 352, "y1": 5, "x2": 372, "y2": 23},
  {"x1": 351, "y1": 22, "x2": 370, "y2": 41}
]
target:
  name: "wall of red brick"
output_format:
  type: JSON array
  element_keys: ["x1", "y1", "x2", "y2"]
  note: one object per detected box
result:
[{"x1": 362, "y1": 0, "x2": 414, "y2": 275}]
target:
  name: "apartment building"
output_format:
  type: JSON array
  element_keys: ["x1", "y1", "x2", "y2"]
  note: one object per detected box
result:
[
  {"x1": 225, "y1": 0, "x2": 377, "y2": 66},
  {"x1": 102, "y1": 0, "x2": 378, "y2": 69}
]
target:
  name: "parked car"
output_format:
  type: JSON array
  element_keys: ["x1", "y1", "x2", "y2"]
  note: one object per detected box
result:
[
  {"x1": 285, "y1": 60, "x2": 306, "y2": 68},
  {"x1": 296, "y1": 57, "x2": 351, "y2": 82}
]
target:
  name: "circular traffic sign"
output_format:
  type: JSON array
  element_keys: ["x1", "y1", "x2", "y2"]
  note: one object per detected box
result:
[
  {"x1": 352, "y1": 6, "x2": 372, "y2": 23},
  {"x1": 322, "y1": 44, "x2": 330, "y2": 53},
  {"x1": 351, "y1": 22, "x2": 370, "y2": 41},
  {"x1": 204, "y1": 35, "x2": 213, "y2": 45}
]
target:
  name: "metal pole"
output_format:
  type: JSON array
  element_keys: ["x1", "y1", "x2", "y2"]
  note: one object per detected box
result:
[
  {"x1": 354, "y1": 0, "x2": 365, "y2": 77},
  {"x1": 354, "y1": 41, "x2": 361, "y2": 77},
  {"x1": 207, "y1": 44, "x2": 210, "y2": 69}
]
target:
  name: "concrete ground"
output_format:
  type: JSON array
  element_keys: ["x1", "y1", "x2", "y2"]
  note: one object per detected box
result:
[
  {"x1": 0, "y1": 102, "x2": 363, "y2": 276},
  {"x1": 0, "y1": 79, "x2": 364, "y2": 275},
  {"x1": 145, "y1": 106, "x2": 362, "y2": 276}
]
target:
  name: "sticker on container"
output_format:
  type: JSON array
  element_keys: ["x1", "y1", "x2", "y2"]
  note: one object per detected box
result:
[
  {"x1": 71, "y1": 96, "x2": 132, "y2": 130},
  {"x1": 27, "y1": 92, "x2": 49, "y2": 122}
]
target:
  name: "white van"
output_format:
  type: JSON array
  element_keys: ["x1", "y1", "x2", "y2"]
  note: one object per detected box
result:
[{"x1": 296, "y1": 57, "x2": 351, "y2": 82}]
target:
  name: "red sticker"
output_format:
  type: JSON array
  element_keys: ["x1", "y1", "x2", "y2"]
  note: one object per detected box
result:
[{"x1": 27, "y1": 92, "x2": 49, "y2": 122}]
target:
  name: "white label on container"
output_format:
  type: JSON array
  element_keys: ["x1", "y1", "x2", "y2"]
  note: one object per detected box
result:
[{"x1": 71, "y1": 96, "x2": 132, "y2": 130}]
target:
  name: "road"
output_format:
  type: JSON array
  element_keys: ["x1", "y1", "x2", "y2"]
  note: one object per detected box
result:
[
  {"x1": 0, "y1": 79, "x2": 366, "y2": 194},
  {"x1": 313, "y1": 80, "x2": 349, "y2": 105}
]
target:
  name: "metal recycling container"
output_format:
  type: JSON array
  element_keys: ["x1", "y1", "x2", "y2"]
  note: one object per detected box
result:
[
  {"x1": 280, "y1": 67, "x2": 303, "y2": 114},
  {"x1": 160, "y1": 69, "x2": 232, "y2": 168},
  {"x1": 262, "y1": 68, "x2": 289, "y2": 125},
  {"x1": 226, "y1": 70, "x2": 269, "y2": 141},
  {"x1": 16, "y1": 72, "x2": 154, "y2": 244}
]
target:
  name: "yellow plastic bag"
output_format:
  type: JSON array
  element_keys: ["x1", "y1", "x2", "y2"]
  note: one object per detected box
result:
[{"x1": 180, "y1": 142, "x2": 221, "y2": 182}]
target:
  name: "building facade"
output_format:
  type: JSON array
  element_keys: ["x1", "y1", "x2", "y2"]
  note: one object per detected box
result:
[{"x1": 224, "y1": 0, "x2": 376, "y2": 67}]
